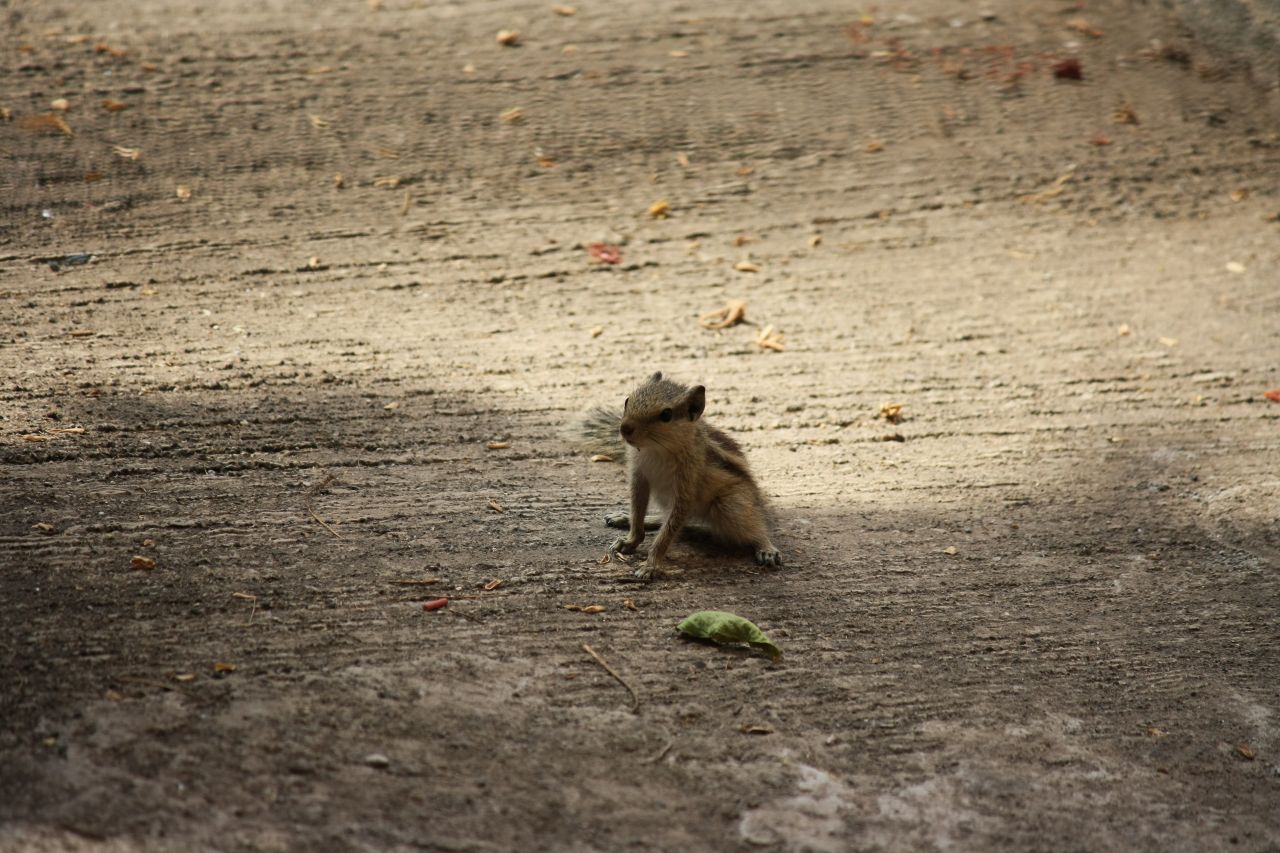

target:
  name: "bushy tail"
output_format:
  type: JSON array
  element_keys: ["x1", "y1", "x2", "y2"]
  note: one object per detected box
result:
[{"x1": 572, "y1": 405, "x2": 625, "y2": 459}]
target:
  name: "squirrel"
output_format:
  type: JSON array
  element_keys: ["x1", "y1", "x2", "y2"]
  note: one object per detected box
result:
[{"x1": 578, "y1": 371, "x2": 781, "y2": 581}]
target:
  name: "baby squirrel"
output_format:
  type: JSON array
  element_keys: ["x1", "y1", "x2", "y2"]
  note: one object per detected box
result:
[{"x1": 581, "y1": 371, "x2": 781, "y2": 580}]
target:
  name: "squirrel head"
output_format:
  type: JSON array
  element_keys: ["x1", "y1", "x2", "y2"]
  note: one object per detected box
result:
[{"x1": 619, "y1": 371, "x2": 706, "y2": 451}]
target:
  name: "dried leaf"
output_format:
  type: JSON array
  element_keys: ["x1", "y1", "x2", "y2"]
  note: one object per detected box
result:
[
  {"x1": 552, "y1": 5, "x2": 576, "y2": 15},
  {"x1": 1229, "y1": 188, "x2": 1249, "y2": 202},
  {"x1": 486, "y1": 441, "x2": 510, "y2": 450},
  {"x1": 101, "y1": 98, "x2": 128, "y2": 112},
  {"x1": 383, "y1": 401, "x2": 401, "y2": 410},
  {"x1": 18, "y1": 113, "x2": 73, "y2": 136},
  {"x1": 1089, "y1": 134, "x2": 1112, "y2": 146},
  {"x1": 21, "y1": 434, "x2": 52, "y2": 442},
  {"x1": 698, "y1": 299, "x2": 748, "y2": 329},
  {"x1": 733, "y1": 260, "x2": 760, "y2": 273},
  {"x1": 1158, "y1": 336, "x2": 1178, "y2": 348},
  {"x1": 586, "y1": 243, "x2": 622, "y2": 264},
  {"x1": 879, "y1": 402, "x2": 904, "y2": 423},
  {"x1": 675, "y1": 152, "x2": 690, "y2": 168},
  {"x1": 1052, "y1": 58, "x2": 1083, "y2": 80},
  {"x1": 589, "y1": 326, "x2": 603, "y2": 338},
  {"x1": 131, "y1": 555, "x2": 156, "y2": 570},
  {"x1": 373, "y1": 175, "x2": 400, "y2": 188},
  {"x1": 1113, "y1": 104, "x2": 1139, "y2": 125},
  {"x1": 175, "y1": 185, "x2": 192, "y2": 199},
  {"x1": 1237, "y1": 743, "x2": 1256, "y2": 760},
  {"x1": 1117, "y1": 323, "x2": 1131, "y2": 336},
  {"x1": 1225, "y1": 261, "x2": 1245, "y2": 274},
  {"x1": 580, "y1": 605, "x2": 606, "y2": 614},
  {"x1": 487, "y1": 499, "x2": 505, "y2": 513},
  {"x1": 590, "y1": 453, "x2": 613, "y2": 463},
  {"x1": 496, "y1": 29, "x2": 521, "y2": 45},
  {"x1": 308, "y1": 114, "x2": 330, "y2": 129},
  {"x1": 112, "y1": 145, "x2": 142, "y2": 160},
  {"x1": 808, "y1": 234, "x2": 823, "y2": 247},
  {"x1": 174, "y1": 673, "x2": 197, "y2": 683},
  {"x1": 647, "y1": 199, "x2": 670, "y2": 219},
  {"x1": 943, "y1": 546, "x2": 958, "y2": 556},
  {"x1": 677, "y1": 610, "x2": 780, "y2": 660},
  {"x1": 213, "y1": 662, "x2": 237, "y2": 673},
  {"x1": 1065, "y1": 17, "x2": 1103, "y2": 38},
  {"x1": 484, "y1": 578, "x2": 504, "y2": 591},
  {"x1": 623, "y1": 598, "x2": 637, "y2": 611},
  {"x1": 1263, "y1": 390, "x2": 1280, "y2": 403},
  {"x1": 756, "y1": 325, "x2": 785, "y2": 352},
  {"x1": 865, "y1": 140, "x2": 884, "y2": 153},
  {"x1": 499, "y1": 107, "x2": 525, "y2": 124},
  {"x1": 51, "y1": 98, "x2": 71, "y2": 112},
  {"x1": 740, "y1": 724, "x2": 774, "y2": 735}
]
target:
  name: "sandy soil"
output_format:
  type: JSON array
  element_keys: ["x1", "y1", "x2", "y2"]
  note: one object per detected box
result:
[{"x1": 2, "y1": 0, "x2": 1279, "y2": 850}]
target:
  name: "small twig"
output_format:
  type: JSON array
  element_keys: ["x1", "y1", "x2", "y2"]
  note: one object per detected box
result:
[
  {"x1": 643, "y1": 738, "x2": 673, "y2": 765},
  {"x1": 114, "y1": 676, "x2": 177, "y2": 692},
  {"x1": 450, "y1": 609, "x2": 483, "y2": 624},
  {"x1": 401, "y1": 189, "x2": 412, "y2": 216},
  {"x1": 582, "y1": 643, "x2": 639, "y2": 712},
  {"x1": 390, "y1": 578, "x2": 442, "y2": 586},
  {"x1": 306, "y1": 500, "x2": 341, "y2": 538}
]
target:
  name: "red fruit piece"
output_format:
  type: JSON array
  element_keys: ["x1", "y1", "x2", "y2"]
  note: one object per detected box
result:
[{"x1": 423, "y1": 598, "x2": 449, "y2": 611}]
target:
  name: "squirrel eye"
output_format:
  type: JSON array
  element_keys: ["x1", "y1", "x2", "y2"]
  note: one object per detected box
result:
[{"x1": 659, "y1": 408, "x2": 673, "y2": 422}]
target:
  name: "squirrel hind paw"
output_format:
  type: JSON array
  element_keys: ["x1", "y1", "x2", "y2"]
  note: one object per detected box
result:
[
  {"x1": 754, "y1": 548, "x2": 782, "y2": 568},
  {"x1": 605, "y1": 511, "x2": 630, "y2": 529}
]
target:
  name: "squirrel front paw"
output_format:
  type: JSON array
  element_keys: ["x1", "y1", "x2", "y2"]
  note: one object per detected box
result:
[{"x1": 611, "y1": 537, "x2": 640, "y2": 555}]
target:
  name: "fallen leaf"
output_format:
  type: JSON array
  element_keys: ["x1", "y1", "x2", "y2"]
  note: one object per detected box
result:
[
  {"x1": 423, "y1": 598, "x2": 449, "y2": 611},
  {"x1": 51, "y1": 98, "x2": 71, "y2": 112},
  {"x1": 1023, "y1": 173, "x2": 1072, "y2": 204},
  {"x1": 112, "y1": 145, "x2": 141, "y2": 160},
  {"x1": 1052, "y1": 58, "x2": 1083, "y2": 80},
  {"x1": 880, "y1": 402, "x2": 904, "y2": 423},
  {"x1": 733, "y1": 260, "x2": 760, "y2": 273},
  {"x1": 740, "y1": 724, "x2": 774, "y2": 735},
  {"x1": 552, "y1": 4, "x2": 576, "y2": 15},
  {"x1": 580, "y1": 605, "x2": 606, "y2": 614},
  {"x1": 101, "y1": 98, "x2": 128, "y2": 112},
  {"x1": 677, "y1": 611, "x2": 781, "y2": 660},
  {"x1": 383, "y1": 401, "x2": 400, "y2": 410},
  {"x1": 736, "y1": 165, "x2": 755, "y2": 176},
  {"x1": 756, "y1": 325, "x2": 785, "y2": 353},
  {"x1": 1089, "y1": 134, "x2": 1112, "y2": 146},
  {"x1": 499, "y1": 107, "x2": 525, "y2": 124},
  {"x1": 1237, "y1": 743, "x2": 1256, "y2": 760},
  {"x1": 131, "y1": 555, "x2": 156, "y2": 570},
  {"x1": 675, "y1": 152, "x2": 690, "y2": 168},
  {"x1": 1117, "y1": 323, "x2": 1131, "y2": 336},
  {"x1": 496, "y1": 29, "x2": 521, "y2": 46},
  {"x1": 174, "y1": 673, "x2": 197, "y2": 683},
  {"x1": 1158, "y1": 336, "x2": 1178, "y2": 348},
  {"x1": 333, "y1": 173, "x2": 345, "y2": 188},
  {"x1": 589, "y1": 326, "x2": 603, "y2": 338},
  {"x1": 590, "y1": 453, "x2": 613, "y2": 463},
  {"x1": 1225, "y1": 261, "x2": 1245, "y2": 274},
  {"x1": 18, "y1": 113, "x2": 73, "y2": 136},
  {"x1": 175, "y1": 185, "x2": 192, "y2": 199},
  {"x1": 698, "y1": 299, "x2": 748, "y2": 329},
  {"x1": 213, "y1": 662, "x2": 237, "y2": 673},
  {"x1": 484, "y1": 578, "x2": 504, "y2": 591},
  {"x1": 94, "y1": 42, "x2": 127, "y2": 57},
  {"x1": 808, "y1": 234, "x2": 823, "y2": 247},
  {"x1": 734, "y1": 235, "x2": 754, "y2": 247},
  {"x1": 48, "y1": 427, "x2": 84, "y2": 434},
  {"x1": 486, "y1": 440, "x2": 510, "y2": 450},
  {"x1": 623, "y1": 599, "x2": 637, "y2": 611},
  {"x1": 32, "y1": 522, "x2": 55, "y2": 534},
  {"x1": 1146, "y1": 726, "x2": 1167, "y2": 737},
  {"x1": 943, "y1": 546, "x2": 958, "y2": 555},
  {"x1": 1229, "y1": 188, "x2": 1249, "y2": 202},
  {"x1": 1065, "y1": 17, "x2": 1103, "y2": 38},
  {"x1": 648, "y1": 199, "x2": 670, "y2": 219},
  {"x1": 586, "y1": 243, "x2": 622, "y2": 264},
  {"x1": 21, "y1": 434, "x2": 52, "y2": 442},
  {"x1": 1113, "y1": 103, "x2": 1139, "y2": 125},
  {"x1": 308, "y1": 114, "x2": 330, "y2": 129},
  {"x1": 487, "y1": 499, "x2": 505, "y2": 513},
  {"x1": 865, "y1": 140, "x2": 884, "y2": 153},
  {"x1": 1263, "y1": 390, "x2": 1280, "y2": 403},
  {"x1": 373, "y1": 176, "x2": 400, "y2": 188}
]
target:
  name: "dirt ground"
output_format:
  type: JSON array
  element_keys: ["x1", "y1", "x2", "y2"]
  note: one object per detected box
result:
[{"x1": 2, "y1": 0, "x2": 1279, "y2": 850}]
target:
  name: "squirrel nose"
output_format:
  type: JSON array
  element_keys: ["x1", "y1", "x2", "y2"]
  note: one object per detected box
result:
[{"x1": 620, "y1": 422, "x2": 634, "y2": 438}]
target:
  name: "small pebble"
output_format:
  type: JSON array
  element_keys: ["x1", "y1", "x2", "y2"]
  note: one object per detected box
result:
[{"x1": 364, "y1": 753, "x2": 390, "y2": 768}]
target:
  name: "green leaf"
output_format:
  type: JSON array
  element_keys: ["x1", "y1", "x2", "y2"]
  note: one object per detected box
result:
[{"x1": 676, "y1": 610, "x2": 781, "y2": 660}]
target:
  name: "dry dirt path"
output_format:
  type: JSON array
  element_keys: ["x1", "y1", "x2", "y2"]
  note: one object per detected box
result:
[{"x1": 2, "y1": 0, "x2": 1279, "y2": 850}]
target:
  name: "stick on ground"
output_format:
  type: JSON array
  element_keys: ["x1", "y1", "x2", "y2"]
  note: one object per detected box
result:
[{"x1": 582, "y1": 643, "x2": 639, "y2": 712}]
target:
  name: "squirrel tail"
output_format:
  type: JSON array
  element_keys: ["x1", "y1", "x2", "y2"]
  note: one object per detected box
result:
[{"x1": 572, "y1": 405, "x2": 625, "y2": 459}]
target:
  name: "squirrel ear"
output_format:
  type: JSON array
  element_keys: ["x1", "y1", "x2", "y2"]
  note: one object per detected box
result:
[
  {"x1": 650, "y1": 371, "x2": 663, "y2": 383},
  {"x1": 685, "y1": 385, "x2": 706, "y2": 421}
]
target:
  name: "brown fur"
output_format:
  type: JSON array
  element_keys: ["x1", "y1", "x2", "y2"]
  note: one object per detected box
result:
[{"x1": 606, "y1": 371, "x2": 781, "y2": 579}]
